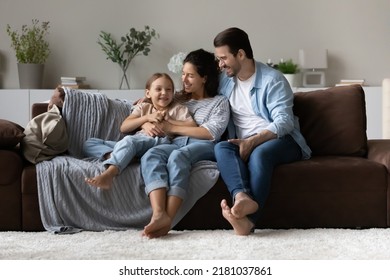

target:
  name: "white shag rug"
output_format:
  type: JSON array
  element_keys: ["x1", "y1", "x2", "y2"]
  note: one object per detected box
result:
[{"x1": 1, "y1": 228, "x2": 390, "y2": 260}]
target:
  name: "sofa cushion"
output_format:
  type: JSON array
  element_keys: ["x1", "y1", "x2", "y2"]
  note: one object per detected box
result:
[
  {"x1": 0, "y1": 119, "x2": 25, "y2": 148},
  {"x1": 258, "y1": 156, "x2": 388, "y2": 228},
  {"x1": 21, "y1": 105, "x2": 68, "y2": 164},
  {"x1": 294, "y1": 85, "x2": 367, "y2": 156}
]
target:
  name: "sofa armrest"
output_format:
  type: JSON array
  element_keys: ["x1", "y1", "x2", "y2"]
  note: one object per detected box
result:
[
  {"x1": 31, "y1": 103, "x2": 49, "y2": 119},
  {"x1": 367, "y1": 139, "x2": 390, "y2": 172}
]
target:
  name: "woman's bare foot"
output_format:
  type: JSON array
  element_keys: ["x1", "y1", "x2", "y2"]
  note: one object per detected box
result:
[
  {"x1": 221, "y1": 199, "x2": 254, "y2": 236},
  {"x1": 143, "y1": 211, "x2": 172, "y2": 238},
  {"x1": 85, "y1": 165, "x2": 118, "y2": 190},
  {"x1": 231, "y1": 192, "x2": 259, "y2": 219}
]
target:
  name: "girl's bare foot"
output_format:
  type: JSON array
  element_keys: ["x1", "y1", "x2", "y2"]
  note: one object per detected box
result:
[
  {"x1": 231, "y1": 193, "x2": 258, "y2": 219},
  {"x1": 85, "y1": 165, "x2": 118, "y2": 190},
  {"x1": 85, "y1": 173, "x2": 114, "y2": 190},
  {"x1": 143, "y1": 211, "x2": 172, "y2": 238},
  {"x1": 221, "y1": 199, "x2": 254, "y2": 236}
]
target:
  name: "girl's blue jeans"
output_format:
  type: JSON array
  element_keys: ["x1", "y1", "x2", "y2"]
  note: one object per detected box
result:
[
  {"x1": 83, "y1": 135, "x2": 170, "y2": 173},
  {"x1": 141, "y1": 137, "x2": 215, "y2": 200},
  {"x1": 214, "y1": 134, "x2": 302, "y2": 223}
]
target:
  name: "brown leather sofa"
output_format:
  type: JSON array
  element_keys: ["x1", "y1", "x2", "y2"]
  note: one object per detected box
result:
[{"x1": 1, "y1": 85, "x2": 390, "y2": 231}]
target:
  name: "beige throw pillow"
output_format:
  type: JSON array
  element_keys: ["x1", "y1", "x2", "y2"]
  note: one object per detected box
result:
[{"x1": 21, "y1": 105, "x2": 68, "y2": 163}]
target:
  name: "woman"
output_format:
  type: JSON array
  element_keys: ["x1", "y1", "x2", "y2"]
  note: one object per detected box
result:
[{"x1": 140, "y1": 49, "x2": 230, "y2": 238}]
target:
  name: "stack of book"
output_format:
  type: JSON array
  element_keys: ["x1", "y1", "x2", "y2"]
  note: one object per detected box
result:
[
  {"x1": 335, "y1": 79, "x2": 365, "y2": 87},
  {"x1": 59, "y1": 76, "x2": 90, "y2": 89}
]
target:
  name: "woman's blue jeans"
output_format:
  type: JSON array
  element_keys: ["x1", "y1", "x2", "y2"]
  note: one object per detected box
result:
[
  {"x1": 141, "y1": 137, "x2": 215, "y2": 200},
  {"x1": 214, "y1": 134, "x2": 302, "y2": 223}
]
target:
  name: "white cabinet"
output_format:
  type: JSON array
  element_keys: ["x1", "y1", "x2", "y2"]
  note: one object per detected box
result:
[
  {"x1": 0, "y1": 89, "x2": 54, "y2": 126},
  {"x1": 0, "y1": 90, "x2": 30, "y2": 126},
  {"x1": 363, "y1": 87, "x2": 382, "y2": 140},
  {"x1": 0, "y1": 87, "x2": 383, "y2": 139},
  {"x1": 29, "y1": 89, "x2": 53, "y2": 105},
  {"x1": 0, "y1": 89, "x2": 146, "y2": 127},
  {"x1": 99, "y1": 89, "x2": 145, "y2": 101}
]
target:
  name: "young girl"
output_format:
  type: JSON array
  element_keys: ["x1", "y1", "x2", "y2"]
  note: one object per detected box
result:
[{"x1": 83, "y1": 73, "x2": 196, "y2": 189}]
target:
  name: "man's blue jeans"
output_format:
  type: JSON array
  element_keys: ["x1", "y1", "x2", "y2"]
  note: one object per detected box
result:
[{"x1": 214, "y1": 134, "x2": 302, "y2": 222}]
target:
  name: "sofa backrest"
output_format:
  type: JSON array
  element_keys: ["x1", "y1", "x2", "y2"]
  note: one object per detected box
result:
[
  {"x1": 32, "y1": 103, "x2": 49, "y2": 118},
  {"x1": 293, "y1": 85, "x2": 367, "y2": 157}
]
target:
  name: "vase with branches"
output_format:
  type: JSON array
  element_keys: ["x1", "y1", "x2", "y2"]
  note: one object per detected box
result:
[{"x1": 98, "y1": 26, "x2": 159, "y2": 89}]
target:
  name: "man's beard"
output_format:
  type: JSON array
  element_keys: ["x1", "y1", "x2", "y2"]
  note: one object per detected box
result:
[{"x1": 224, "y1": 66, "x2": 237, "y2": 77}]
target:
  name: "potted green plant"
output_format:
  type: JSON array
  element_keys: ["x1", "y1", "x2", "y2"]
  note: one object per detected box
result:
[
  {"x1": 277, "y1": 59, "x2": 299, "y2": 74},
  {"x1": 276, "y1": 59, "x2": 299, "y2": 88},
  {"x1": 6, "y1": 19, "x2": 50, "y2": 89},
  {"x1": 98, "y1": 26, "x2": 159, "y2": 89}
]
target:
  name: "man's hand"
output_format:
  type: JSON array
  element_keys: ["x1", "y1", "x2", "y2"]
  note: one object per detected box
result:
[
  {"x1": 228, "y1": 138, "x2": 255, "y2": 162},
  {"x1": 228, "y1": 130, "x2": 277, "y2": 162}
]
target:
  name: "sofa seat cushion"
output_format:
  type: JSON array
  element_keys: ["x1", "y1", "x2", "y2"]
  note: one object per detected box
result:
[
  {"x1": 272, "y1": 156, "x2": 386, "y2": 193},
  {"x1": 258, "y1": 156, "x2": 388, "y2": 229},
  {"x1": 294, "y1": 85, "x2": 367, "y2": 157},
  {"x1": 0, "y1": 150, "x2": 23, "y2": 185},
  {"x1": 0, "y1": 149, "x2": 23, "y2": 230},
  {"x1": 21, "y1": 164, "x2": 37, "y2": 195}
]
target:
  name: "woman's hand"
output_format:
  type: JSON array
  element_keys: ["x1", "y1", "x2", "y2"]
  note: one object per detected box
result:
[
  {"x1": 159, "y1": 120, "x2": 173, "y2": 134},
  {"x1": 141, "y1": 122, "x2": 165, "y2": 137}
]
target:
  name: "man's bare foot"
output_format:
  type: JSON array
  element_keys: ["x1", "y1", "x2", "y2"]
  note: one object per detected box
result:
[
  {"x1": 231, "y1": 193, "x2": 259, "y2": 219},
  {"x1": 143, "y1": 211, "x2": 172, "y2": 238},
  {"x1": 221, "y1": 199, "x2": 254, "y2": 236}
]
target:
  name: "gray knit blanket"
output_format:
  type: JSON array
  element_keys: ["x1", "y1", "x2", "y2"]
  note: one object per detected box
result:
[{"x1": 36, "y1": 89, "x2": 219, "y2": 233}]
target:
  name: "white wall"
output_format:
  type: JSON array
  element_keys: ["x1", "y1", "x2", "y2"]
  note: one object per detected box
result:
[{"x1": 0, "y1": 0, "x2": 389, "y2": 90}]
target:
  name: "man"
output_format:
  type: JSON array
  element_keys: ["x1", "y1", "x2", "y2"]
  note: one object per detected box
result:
[{"x1": 213, "y1": 27, "x2": 311, "y2": 235}]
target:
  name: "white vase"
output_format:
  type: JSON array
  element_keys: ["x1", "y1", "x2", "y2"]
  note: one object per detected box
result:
[{"x1": 283, "y1": 73, "x2": 300, "y2": 89}]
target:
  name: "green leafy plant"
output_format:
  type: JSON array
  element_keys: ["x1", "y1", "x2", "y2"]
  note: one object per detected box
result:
[
  {"x1": 276, "y1": 59, "x2": 299, "y2": 74},
  {"x1": 98, "y1": 26, "x2": 159, "y2": 89},
  {"x1": 6, "y1": 19, "x2": 50, "y2": 64}
]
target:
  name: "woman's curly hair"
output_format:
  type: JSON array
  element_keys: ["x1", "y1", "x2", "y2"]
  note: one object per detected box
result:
[{"x1": 183, "y1": 49, "x2": 220, "y2": 97}]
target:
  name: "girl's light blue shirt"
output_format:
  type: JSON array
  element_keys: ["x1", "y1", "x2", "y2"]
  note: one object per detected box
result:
[{"x1": 218, "y1": 60, "x2": 311, "y2": 159}]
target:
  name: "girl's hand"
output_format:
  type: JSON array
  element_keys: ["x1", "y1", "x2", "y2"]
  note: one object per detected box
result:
[
  {"x1": 141, "y1": 122, "x2": 165, "y2": 137},
  {"x1": 147, "y1": 110, "x2": 166, "y2": 123}
]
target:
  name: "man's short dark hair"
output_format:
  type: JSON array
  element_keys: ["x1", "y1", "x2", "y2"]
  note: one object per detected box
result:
[{"x1": 213, "y1": 27, "x2": 254, "y2": 59}]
